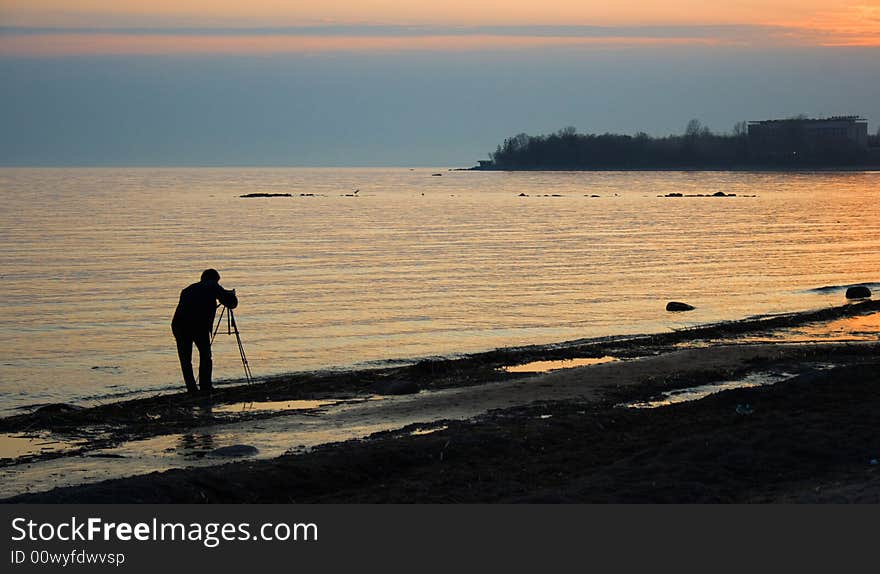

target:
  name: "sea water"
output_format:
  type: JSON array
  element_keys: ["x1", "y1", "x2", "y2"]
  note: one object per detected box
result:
[{"x1": 1, "y1": 167, "x2": 879, "y2": 415}]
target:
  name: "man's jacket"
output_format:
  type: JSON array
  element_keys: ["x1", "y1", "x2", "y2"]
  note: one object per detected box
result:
[{"x1": 171, "y1": 279, "x2": 238, "y2": 335}]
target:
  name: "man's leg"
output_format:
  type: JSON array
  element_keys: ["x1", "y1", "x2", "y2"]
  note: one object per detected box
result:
[
  {"x1": 175, "y1": 333, "x2": 198, "y2": 393},
  {"x1": 193, "y1": 331, "x2": 213, "y2": 392}
]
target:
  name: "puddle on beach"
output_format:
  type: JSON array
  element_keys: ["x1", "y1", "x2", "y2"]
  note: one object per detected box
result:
[
  {"x1": 0, "y1": 388, "x2": 486, "y2": 499},
  {"x1": 410, "y1": 425, "x2": 448, "y2": 436},
  {"x1": 210, "y1": 399, "x2": 337, "y2": 415},
  {"x1": 502, "y1": 356, "x2": 619, "y2": 373},
  {"x1": 624, "y1": 371, "x2": 795, "y2": 409},
  {"x1": 0, "y1": 433, "x2": 87, "y2": 460}
]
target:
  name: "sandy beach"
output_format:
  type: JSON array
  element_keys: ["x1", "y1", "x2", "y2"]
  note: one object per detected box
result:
[{"x1": 2, "y1": 300, "x2": 879, "y2": 503}]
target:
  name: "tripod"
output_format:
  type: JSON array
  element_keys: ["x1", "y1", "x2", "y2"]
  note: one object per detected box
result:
[{"x1": 211, "y1": 305, "x2": 253, "y2": 384}]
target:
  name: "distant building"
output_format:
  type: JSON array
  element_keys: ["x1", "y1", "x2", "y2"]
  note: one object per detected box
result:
[{"x1": 748, "y1": 116, "x2": 868, "y2": 161}]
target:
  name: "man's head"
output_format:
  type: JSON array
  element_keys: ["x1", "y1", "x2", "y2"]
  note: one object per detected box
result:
[{"x1": 201, "y1": 268, "x2": 221, "y2": 282}]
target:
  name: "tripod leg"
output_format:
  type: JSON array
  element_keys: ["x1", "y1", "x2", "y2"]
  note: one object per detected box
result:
[
  {"x1": 236, "y1": 332, "x2": 253, "y2": 384},
  {"x1": 211, "y1": 306, "x2": 226, "y2": 344},
  {"x1": 228, "y1": 309, "x2": 253, "y2": 384}
]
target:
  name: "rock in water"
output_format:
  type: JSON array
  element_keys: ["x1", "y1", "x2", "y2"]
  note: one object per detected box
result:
[
  {"x1": 666, "y1": 301, "x2": 695, "y2": 312},
  {"x1": 845, "y1": 285, "x2": 872, "y2": 299},
  {"x1": 208, "y1": 445, "x2": 259, "y2": 458},
  {"x1": 240, "y1": 193, "x2": 292, "y2": 198}
]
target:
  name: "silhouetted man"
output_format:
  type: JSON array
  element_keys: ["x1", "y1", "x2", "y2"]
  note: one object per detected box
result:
[{"x1": 171, "y1": 269, "x2": 238, "y2": 394}]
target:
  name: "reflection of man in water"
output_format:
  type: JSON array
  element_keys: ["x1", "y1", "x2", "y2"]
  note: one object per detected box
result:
[
  {"x1": 178, "y1": 433, "x2": 215, "y2": 456},
  {"x1": 171, "y1": 269, "x2": 238, "y2": 394}
]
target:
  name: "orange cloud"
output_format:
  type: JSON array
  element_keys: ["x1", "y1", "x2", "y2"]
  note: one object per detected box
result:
[
  {"x1": 0, "y1": 33, "x2": 729, "y2": 57},
  {"x1": 1, "y1": 2, "x2": 878, "y2": 57},
  {"x1": 776, "y1": 3, "x2": 880, "y2": 46}
]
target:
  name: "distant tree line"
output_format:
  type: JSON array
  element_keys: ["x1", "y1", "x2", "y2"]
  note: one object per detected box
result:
[{"x1": 483, "y1": 120, "x2": 878, "y2": 170}]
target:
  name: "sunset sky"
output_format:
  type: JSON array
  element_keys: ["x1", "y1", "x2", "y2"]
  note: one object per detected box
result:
[
  {"x1": 1, "y1": 1, "x2": 878, "y2": 165},
  {"x1": 1, "y1": 1, "x2": 876, "y2": 30}
]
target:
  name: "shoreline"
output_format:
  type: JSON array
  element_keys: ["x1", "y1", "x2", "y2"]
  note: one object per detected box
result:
[
  {"x1": 466, "y1": 165, "x2": 880, "y2": 172},
  {"x1": 3, "y1": 299, "x2": 879, "y2": 432},
  {"x1": 3, "y1": 300, "x2": 880, "y2": 502}
]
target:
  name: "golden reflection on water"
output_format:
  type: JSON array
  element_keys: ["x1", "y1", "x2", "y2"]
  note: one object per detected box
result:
[{"x1": 1, "y1": 168, "x2": 879, "y2": 413}]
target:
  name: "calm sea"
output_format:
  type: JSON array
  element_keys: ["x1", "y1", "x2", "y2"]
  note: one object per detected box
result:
[{"x1": 1, "y1": 168, "x2": 878, "y2": 415}]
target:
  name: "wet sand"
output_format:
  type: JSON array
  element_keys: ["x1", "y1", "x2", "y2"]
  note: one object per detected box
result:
[{"x1": 3, "y1": 300, "x2": 880, "y2": 503}]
